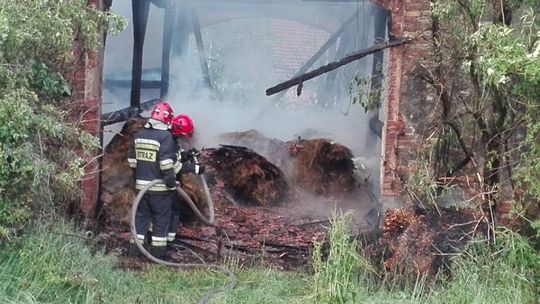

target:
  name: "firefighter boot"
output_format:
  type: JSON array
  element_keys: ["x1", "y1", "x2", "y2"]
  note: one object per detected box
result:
[{"x1": 149, "y1": 246, "x2": 166, "y2": 259}]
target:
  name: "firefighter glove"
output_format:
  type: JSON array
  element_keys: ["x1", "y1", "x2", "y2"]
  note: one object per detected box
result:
[
  {"x1": 188, "y1": 148, "x2": 201, "y2": 158},
  {"x1": 179, "y1": 149, "x2": 190, "y2": 162}
]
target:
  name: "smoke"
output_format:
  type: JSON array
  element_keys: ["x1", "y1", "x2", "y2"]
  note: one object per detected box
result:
[{"x1": 103, "y1": 1, "x2": 387, "y2": 203}]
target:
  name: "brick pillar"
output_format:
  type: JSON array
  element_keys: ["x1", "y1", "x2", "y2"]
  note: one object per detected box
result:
[
  {"x1": 71, "y1": 0, "x2": 106, "y2": 223},
  {"x1": 371, "y1": 0, "x2": 433, "y2": 200}
]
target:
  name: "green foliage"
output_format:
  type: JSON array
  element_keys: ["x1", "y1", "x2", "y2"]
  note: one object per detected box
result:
[
  {"x1": 348, "y1": 65, "x2": 383, "y2": 112},
  {"x1": 31, "y1": 62, "x2": 71, "y2": 99},
  {"x1": 406, "y1": 161, "x2": 442, "y2": 211},
  {"x1": 0, "y1": 0, "x2": 125, "y2": 68},
  {"x1": 311, "y1": 211, "x2": 375, "y2": 304},
  {"x1": 420, "y1": 1, "x2": 540, "y2": 233},
  {"x1": 0, "y1": 0, "x2": 125, "y2": 239}
]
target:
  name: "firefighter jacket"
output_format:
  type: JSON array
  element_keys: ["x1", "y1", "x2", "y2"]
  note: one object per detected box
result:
[{"x1": 128, "y1": 119, "x2": 181, "y2": 193}]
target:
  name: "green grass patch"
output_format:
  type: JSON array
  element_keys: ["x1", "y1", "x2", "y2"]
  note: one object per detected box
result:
[
  {"x1": 0, "y1": 221, "x2": 311, "y2": 304},
  {"x1": 0, "y1": 219, "x2": 537, "y2": 304}
]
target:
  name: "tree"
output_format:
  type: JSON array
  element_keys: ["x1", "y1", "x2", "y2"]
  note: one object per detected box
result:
[{"x1": 414, "y1": 0, "x2": 540, "y2": 229}]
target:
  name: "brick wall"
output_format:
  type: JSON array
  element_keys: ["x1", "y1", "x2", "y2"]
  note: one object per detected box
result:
[
  {"x1": 71, "y1": 0, "x2": 106, "y2": 223},
  {"x1": 371, "y1": 0, "x2": 433, "y2": 200}
]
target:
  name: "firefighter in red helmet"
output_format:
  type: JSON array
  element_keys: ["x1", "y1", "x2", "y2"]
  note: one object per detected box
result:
[
  {"x1": 167, "y1": 114, "x2": 204, "y2": 243},
  {"x1": 171, "y1": 114, "x2": 194, "y2": 139},
  {"x1": 127, "y1": 101, "x2": 179, "y2": 258}
]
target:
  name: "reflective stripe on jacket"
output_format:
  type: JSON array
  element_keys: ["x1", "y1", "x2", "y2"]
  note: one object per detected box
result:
[{"x1": 128, "y1": 121, "x2": 177, "y2": 193}]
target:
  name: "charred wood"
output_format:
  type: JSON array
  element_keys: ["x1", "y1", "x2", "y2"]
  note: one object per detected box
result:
[
  {"x1": 266, "y1": 38, "x2": 409, "y2": 96},
  {"x1": 130, "y1": 0, "x2": 151, "y2": 112},
  {"x1": 102, "y1": 99, "x2": 161, "y2": 126}
]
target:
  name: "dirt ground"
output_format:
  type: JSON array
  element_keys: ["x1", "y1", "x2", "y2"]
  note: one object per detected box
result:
[
  {"x1": 102, "y1": 177, "x2": 380, "y2": 270},
  {"x1": 100, "y1": 120, "x2": 380, "y2": 269}
]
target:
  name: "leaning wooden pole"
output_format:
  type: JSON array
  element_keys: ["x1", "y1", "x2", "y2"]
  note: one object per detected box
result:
[
  {"x1": 161, "y1": 2, "x2": 176, "y2": 100},
  {"x1": 130, "y1": 0, "x2": 151, "y2": 114},
  {"x1": 191, "y1": 8, "x2": 213, "y2": 89},
  {"x1": 265, "y1": 38, "x2": 408, "y2": 96}
]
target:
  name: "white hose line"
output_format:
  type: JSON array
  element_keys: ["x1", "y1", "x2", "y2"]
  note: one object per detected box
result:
[
  {"x1": 130, "y1": 179, "x2": 236, "y2": 304},
  {"x1": 175, "y1": 175, "x2": 214, "y2": 225}
]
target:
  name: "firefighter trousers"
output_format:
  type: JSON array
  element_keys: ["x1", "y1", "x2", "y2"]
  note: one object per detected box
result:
[
  {"x1": 135, "y1": 191, "x2": 174, "y2": 247},
  {"x1": 167, "y1": 192, "x2": 183, "y2": 242}
]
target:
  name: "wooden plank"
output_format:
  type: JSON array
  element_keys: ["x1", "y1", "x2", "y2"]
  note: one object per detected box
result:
[
  {"x1": 265, "y1": 38, "x2": 408, "y2": 96},
  {"x1": 102, "y1": 98, "x2": 161, "y2": 126}
]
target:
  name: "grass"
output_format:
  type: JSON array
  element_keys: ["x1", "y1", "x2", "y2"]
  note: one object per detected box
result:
[
  {"x1": 311, "y1": 211, "x2": 376, "y2": 304},
  {"x1": 0, "y1": 221, "x2": 310, "y2": 304},
  {"x1": 0, "y1": 219, "x2": 537, "y2": 304}
]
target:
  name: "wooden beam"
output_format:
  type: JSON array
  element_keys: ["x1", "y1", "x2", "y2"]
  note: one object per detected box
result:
[
  {"x1": 367, "y1": 6, "x2": 388, "y2": 139},
  {"x1": 265, "y1": 38, "x2": 408, "y2": 96},
  {"x1": 191, "y1": 8, "x2": 213, "y2": 89},
  {"x1": 102, "y1": 99, "x2": 162, "y2": 126},
  {"x1": 130, "y1": 0, "x2": 151, "y2": 113},
  {"x1": 161, "y1": 2, "x2": 176, "y2": 100},
  {"x1": 105, "y1": 79, "x2": 161, "y2": 89}
]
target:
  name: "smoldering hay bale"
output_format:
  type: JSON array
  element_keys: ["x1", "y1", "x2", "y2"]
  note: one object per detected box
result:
[
  {"x1": 102, "y1": 187, "x2": 136, "y2": 226},
  {"x1": 101, "y1": 117, "x2": 146, "y2": 227},
  {"x1": 201, "y1": 145, "x2": 289, "y2": 207},
  {"x1": 102, "y1": 117, "x2": 146, "y2": 195},
  {"x1": 287, "y1": 138, "x2": 357, "y2": 194},
  {"x1": 219, "y1": 130, "x2": 359, "y2": 195}
]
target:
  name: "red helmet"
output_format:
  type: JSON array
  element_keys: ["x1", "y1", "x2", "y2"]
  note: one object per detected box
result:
[
  {"x1": 150, "y1": 101, "x2": 174, "y2": 125},
  {"x1": 171, "y1": 114, "x2": 195, "y2": 138}
]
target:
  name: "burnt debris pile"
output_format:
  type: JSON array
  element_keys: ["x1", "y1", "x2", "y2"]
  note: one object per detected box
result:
[
  {"x1": 378, "y1": 207, "x2": 485, "y2": 276},
  {"x1": 100, "y1": 120, "x2": 365, "y2": 267},
  {"x1": 102, "y1": 121, "x2": 362, "y2": 227}
]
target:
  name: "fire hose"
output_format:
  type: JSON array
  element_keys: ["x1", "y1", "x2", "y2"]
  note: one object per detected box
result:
[{"x1": 130, "y1": 178, "x2": 236, "y2": 304}]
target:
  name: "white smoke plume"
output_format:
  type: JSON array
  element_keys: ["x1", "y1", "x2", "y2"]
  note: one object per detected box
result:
[{"x1": 102, "y1": 1, "x2": 388, "y2": 209}]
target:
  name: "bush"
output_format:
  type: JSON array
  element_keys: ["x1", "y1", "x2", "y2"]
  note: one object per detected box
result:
[{"x1": 0, "y1": 0, "x2": 125, "y2": 239}]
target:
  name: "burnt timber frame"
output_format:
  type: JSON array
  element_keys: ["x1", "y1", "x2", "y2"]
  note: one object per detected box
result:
[
  {"x1": 130, "y1": 0, "x2": 150, "y2": 114},
  {"x1": 117, "y1": 0, "x2": 387, "y2": 123},
  {"x1": 160, "y1": 1, "x2": 176, "y2": 100},
  {"x1": 129, "y1": 1, "x2": 213, "y2": 117}
]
